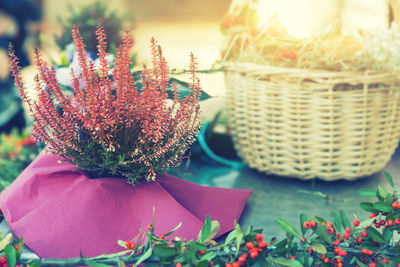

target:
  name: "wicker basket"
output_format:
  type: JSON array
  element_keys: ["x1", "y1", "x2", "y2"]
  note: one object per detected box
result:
[{"x1": 224, "y1": 62, "x2": 400, "y2": 180}]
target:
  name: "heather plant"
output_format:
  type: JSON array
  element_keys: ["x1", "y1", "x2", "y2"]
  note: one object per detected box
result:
[{"x1": 8, "y1": 25, "x2": 201, "y2": 184}]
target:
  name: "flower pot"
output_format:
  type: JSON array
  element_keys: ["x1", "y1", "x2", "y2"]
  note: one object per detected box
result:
[{"x1": 0, "y1": 152, "x2": 252, "y2": 258}]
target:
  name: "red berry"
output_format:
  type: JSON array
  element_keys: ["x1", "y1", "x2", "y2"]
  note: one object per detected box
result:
[
  {"x1": 343, "y1": 232, "x2": 350, "y2": 239},
  {"x1": 129, "y1": 243, "x2": 136, "y2": 250},
  {"x1": 307, "y1": 247, "x2": 312, "y2": 253},
  {"x1": 380, "y1": 220, "x2": 386, "y2": 226},
  {"x1": 324, "y1": 258, "x2": 329, "y2": 263},
  {"x1": 356, "y1": 236, "x2": 362, "y2": 244},
  {"x1": 255, "y1": 233, "x2": 263, "y2": 242},
  {"x1": 310, "y1": 220, "x2": 317, "y2": 227},
  {"x1": 232, "y1": 263, "x2": 240, "y2": 267},
  {"x1": 321, "y1": 222, "x2": 325, "y2": 225},
  {"x1": 345, "y1": 227, "x2": 351, "y2": 232},
  {"x1": 300, "y1": 236, "x2": 306, "y2": 242},
  {"x1": 353, "y1": 219, "x2": 360, "y2": 227},
  {"x1": 382, "y1": 258, "x2": 389, "y2": 264},
  {"x1": 327, "y1": 227, "x2": 334, "y2": 234},
  {"x1": 370, "y1": 262, "x2": 376, "y2": 267},
  {"x1": 362, "y1": 230, "x2": 367, "y2": 237},
  {"x1": 361, "y1": 248, "x2": 368, "y2": 254},
  {"x1": 289, "y1": 256, "x2": 295, "y2": 259},
  {"x1": 15, "y1": 245, "x2": 19, "y2": 250},
  {"x1": 333, "y1": 240, "x2": 340, "y2": 246},
  {"x1": 326, "y1": 222, "x2": 333, "y2": 228},
  {"x1": 245, "y1": 242, "x2": 254, "y2": 249},
  {"x1": 159, "y1": 234, "x2": 165, "y2": 240},
  {"x1": 226, "y1": 264, "x2": 232, "y2": 267},
  {"x1": 303, "y1": 221, "x2": 311, "y2": 229},
  {"x1": 258, "y1": 241, "x2": 268, "y2": 248},
  {"x1": 339, "y1": 250, "x2": 347, "y2": 256},
  {"x1": 369, "y1": 213, "x2": 377, "y2": 219},
  {"x1": 368, "y1": 250, "x2": 374, "y2": 256},
  {"x1": 176, "y1": 263, "x2": 182, "y2": 267},
  {"x1": 387, "y1": 219, "x2": 393, "y2": 226},
  {"x1": 0, "y1": 255, "x2": 5, "y2": 264},
  {"x1": 395, "y1": 218, "x2": 400, "y2": 225},
  {"x1": 392, "y1": 201, "x2": 398, "y2": 208},
  {"x1": 334, "y1": 247, "x2": 341, "y2": 254},
  {"x1": 210, "y1": 261, "x2": 215, "y2": 266},
  {"x1": 250, "y1": 252, "x2": 258, "y2": 258}
]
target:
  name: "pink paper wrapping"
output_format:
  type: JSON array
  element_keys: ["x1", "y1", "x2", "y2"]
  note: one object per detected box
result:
[{"x1": 0, "y1": 152, "x2": 252, "y2": 258}]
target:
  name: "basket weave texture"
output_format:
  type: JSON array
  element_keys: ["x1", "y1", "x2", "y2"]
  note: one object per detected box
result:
[{"x1": 224, "y1": 62, "x2": 400, "y2": 180}]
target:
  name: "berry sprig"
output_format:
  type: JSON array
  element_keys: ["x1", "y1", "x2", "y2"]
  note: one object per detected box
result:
[{"x1": 8, "y1": 172, "x2": 400, "y2": 266}]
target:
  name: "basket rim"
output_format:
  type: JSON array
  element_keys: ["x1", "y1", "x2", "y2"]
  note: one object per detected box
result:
[{"x1": 221, "y1": 61, "x2": 400, "y2": 78}]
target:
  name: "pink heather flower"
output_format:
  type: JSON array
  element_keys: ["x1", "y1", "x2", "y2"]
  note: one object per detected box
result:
[{"x1": 9, "y1": 25, "x2": 201, "y2": 184}]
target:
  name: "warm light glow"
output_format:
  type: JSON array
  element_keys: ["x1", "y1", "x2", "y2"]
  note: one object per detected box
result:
[
  {"x1": 256, "y1": 0, "x2": 314, "y2": 38},
  {"x1": 255, "y1": 0, "x2": 389, "y2": 38}
]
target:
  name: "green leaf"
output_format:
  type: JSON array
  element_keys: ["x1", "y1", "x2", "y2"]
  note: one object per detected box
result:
[
  {"x1": 383, "y1": 226, "x2": 394, "y2": 242},
  {"x1": 311, "y1": 243, "x2": 327, "y2": 254},
  {"x1": 197, "y1": 261, "x2": 209, "y2": 267},
  {"x1": 358, "y1": 189, "x2": 377, "y2": 197},
  {"x1": 198, "y1": 215, "x2": 211, "y2": 243},
  {"x1": 339, "y1": 210, "x2": 351, "y2": 229},
  {"x1": 5, "y1": 244, "x2": 16, "y2": 267},
  {"x1": 84, "y1": 261, "x2": 110, "y2": 267},
  {"x1": 383, "y1": 171, "x2": 395, "y2": 187},
  {"x1": 355, "y1": 257, "x2": 368, "y2": 267},
  {"x1": 314, "y1": 216, "x2": 326, "y2": 223},
  {"x1": 274, "y1": 257, "x2": 304, "y2": 267},
  {"x1": 386, "y1": 193, "x2": 394, "y2": 205},
  {"x1": 274, "y1": 239, "x2": 288, "y2": 253},
  {"x1": 329, "y1": 211, "x2": 341, "y2": 232},
  {"x1": 376, "y1": 185, "x2": 387, "y2": 201},
  {"x1": 202, "y1": 220, "x2": 220, "y2": 244},
  {"x1": 300, "y1": 214, "x2": 308, "y2": 235},
  {"x1": 314, "y1": 223, "x2": 332, "y2": 244},
  {"x1": 164, "y1": 222, "x2": 182, "y2": 237},
  {"x1": 118, "y1": 240, "x2": 127, "y2": 248},
  {"x1": 90, "y1": 250, "x2": 131, "y2": 259},
  {"x1": 15, "y1": 238, "x2": 23, "y2": 260},
  {"x1": 373, "y1": 202, "x2": 393, "y2": 213},
  {"x1": 360, "y1": 202, "x2": 376, "y2": 213},
  {"x1": 365, "y1": 227, "x2": 386, "y2": 243},
  {"x1": 200, "y1": 252, "x2": 216, "y2": 262},
  {"x1": 135, "y1": 248, "x2": 152, "y2": 265},
  {"x1": 387, "y1": 211, "x2": 400, "y2": 221},
  {"x1": 275, "y1": 218, "x2": 301, "y2": 238},
  {"x1": 153, "y1": 245, "x2": 177, "y2": 258},
  {"x1": 224, "y1": 228, "x2": 238, "y2": 246},
  {"x1": 234, "y1": 222, "x2": 243, "y2": 257},
  {"x1": 307, "y1": 257, "x2": 314, "y2": 267}
]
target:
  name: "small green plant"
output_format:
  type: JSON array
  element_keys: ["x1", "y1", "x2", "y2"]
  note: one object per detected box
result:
[
  {"x1": 55, "y1": 1, "x2": 129, "y2": 54},
  {"x1": 0, "y1": 129, "x2": 42, "y2": 190}
]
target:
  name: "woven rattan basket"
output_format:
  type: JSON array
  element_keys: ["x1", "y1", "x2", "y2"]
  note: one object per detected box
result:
[{"x1": 224, "y1": 62, "x2": 400, "y2": 180}]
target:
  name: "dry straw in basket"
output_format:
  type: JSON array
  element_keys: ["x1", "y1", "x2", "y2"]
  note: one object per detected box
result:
[{"x1": 221, "y1": 3, "x2": 400, "y2": 180}]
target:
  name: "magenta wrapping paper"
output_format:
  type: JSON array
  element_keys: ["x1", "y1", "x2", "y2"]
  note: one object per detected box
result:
[{"x1": 0, "y1": 152, "x2": 252, "y2": 258}]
